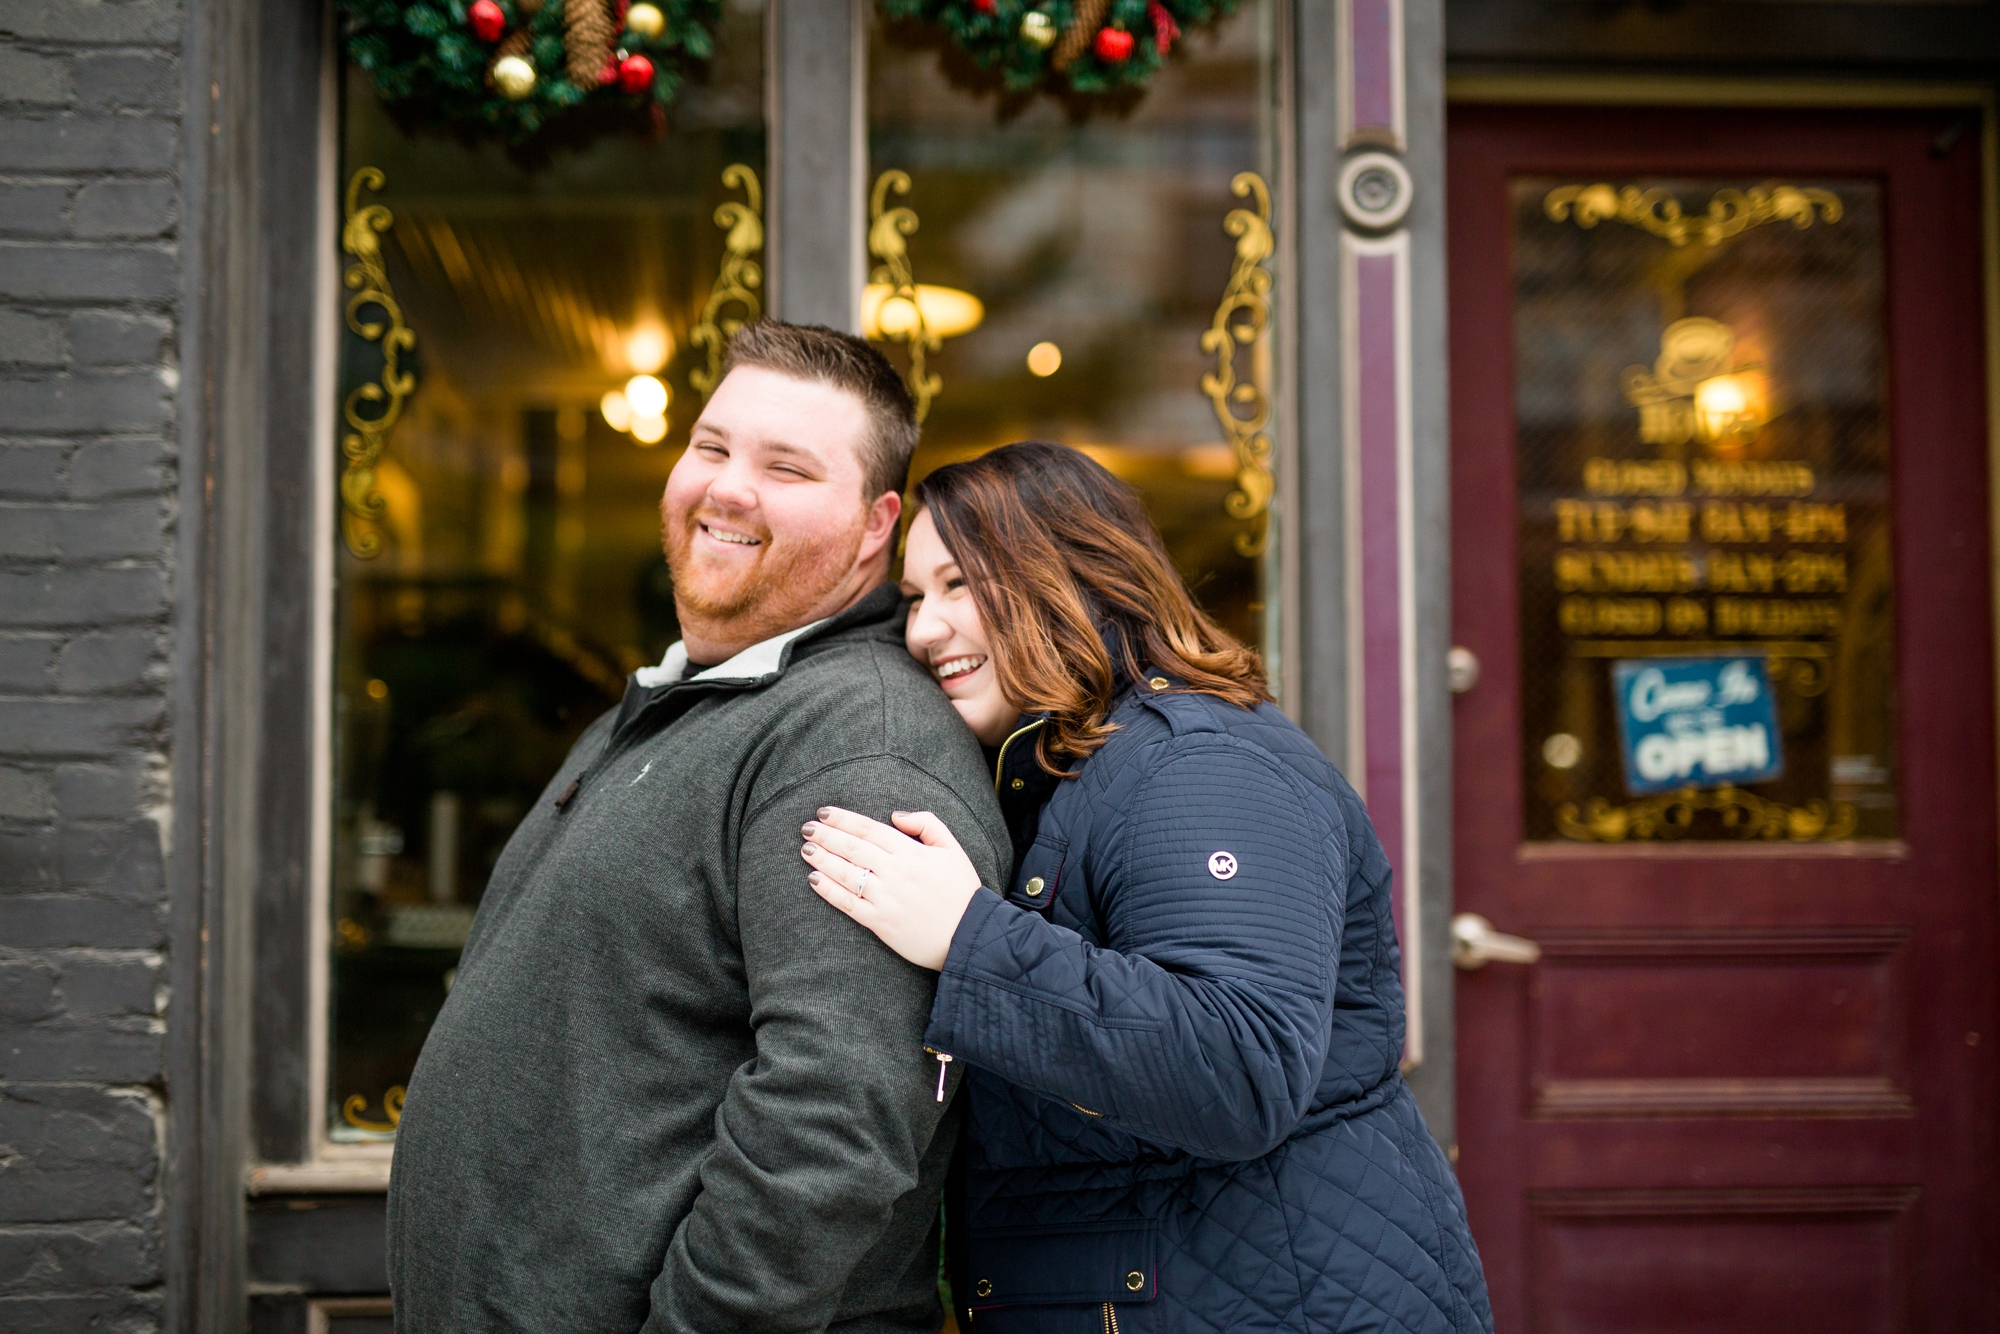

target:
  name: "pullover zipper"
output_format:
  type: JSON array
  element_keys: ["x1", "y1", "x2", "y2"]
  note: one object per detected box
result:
[{"x1": 925, "y1": 1047, "x2": 953, "y2": 1101}]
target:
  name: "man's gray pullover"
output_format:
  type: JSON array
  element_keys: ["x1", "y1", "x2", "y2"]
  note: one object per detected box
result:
[{"x1": 386, "y1": 585, "x2": 1009, "y2": 1333}]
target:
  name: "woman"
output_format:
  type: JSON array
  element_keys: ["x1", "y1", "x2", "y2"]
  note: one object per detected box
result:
[{"x1": 800, "y1": 442, "x2": 1492, "y2": 1334}]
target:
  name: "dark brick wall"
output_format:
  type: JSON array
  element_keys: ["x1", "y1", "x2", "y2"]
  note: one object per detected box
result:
[{"x1": 0, "y1": 0, "x2": 183, "y2": 1328}]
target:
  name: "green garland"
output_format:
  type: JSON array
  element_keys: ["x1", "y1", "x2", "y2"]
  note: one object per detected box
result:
[
  {"x1": 878, "y1": 0, "x2": 1246, "y2": 97},
  {"x1": 341, "y1": 0, "x2": 722, "y2": 146}
]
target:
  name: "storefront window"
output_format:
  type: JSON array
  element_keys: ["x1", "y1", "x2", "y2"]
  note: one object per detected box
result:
[
  {"x1": 327, "y1": 2, "x2": 765, "y2": 1141},
  {"x1": 867, "y1": 1, "x2": 1285, "y2": 662},
  {"x1": 1513, "y1": 177, "x2": 1897, "y2": 842}
]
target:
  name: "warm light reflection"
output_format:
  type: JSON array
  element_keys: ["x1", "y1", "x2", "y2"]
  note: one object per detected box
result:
[
  {"x1": 860, "y1": 283, "x2": 985, "y2": 340},
  {"x1": 625, "y1": 374, "x2": 670, "y2": 419},
  {"x1": 624, "y1": 324, "x2": 672, "y2": 374},
  {"x1": 1026, "y1": 341, "x2": 1062, "y2": 377},
  {"x1": 1694, "y1": 370, "x2": 1768, "y2": 448},
  {"x1": 630, "y1": 414, "x2": 668, "y2": 445},
  {"x1": 600, "y1": 390, "x2": 633, "y2": 432}
]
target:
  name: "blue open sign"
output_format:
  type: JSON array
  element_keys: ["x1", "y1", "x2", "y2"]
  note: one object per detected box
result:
[{"x1": 1611, "y1": 656, "x2": 1784, "y2": 796}]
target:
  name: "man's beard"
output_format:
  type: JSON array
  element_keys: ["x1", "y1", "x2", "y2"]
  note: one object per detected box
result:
[{"x1": 664, "y1": 502, "x2": 868, "y2": 643}]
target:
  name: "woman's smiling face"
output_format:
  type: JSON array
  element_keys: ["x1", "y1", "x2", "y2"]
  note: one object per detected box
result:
[{"x1": 902, "y1": 508, "x2": 1020, "y2": 745}]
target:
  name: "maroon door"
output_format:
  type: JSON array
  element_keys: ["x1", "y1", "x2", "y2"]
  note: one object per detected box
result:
[{"x1": 1449, "y1": 106, "x2": 1999, "y2": 1331}]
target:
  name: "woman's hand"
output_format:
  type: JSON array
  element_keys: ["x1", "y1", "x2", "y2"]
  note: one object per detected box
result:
[{"x1": 801, "y1": 807, "x2": 983, "y2": 971}]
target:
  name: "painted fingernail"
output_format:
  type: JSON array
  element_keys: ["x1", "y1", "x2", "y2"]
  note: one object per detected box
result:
[
  {"x1": 817, "y1": 807, "x2": 833, "y2": 819},
  {"x1": 801, "y1": 822, "x2": 819, "y2": 836},
  {"x1": 808, "y1": 871, "x2": 823, "y2": 886},
  {"x1": 800, "y1": 843, "x2": 814, "y2": 858}
]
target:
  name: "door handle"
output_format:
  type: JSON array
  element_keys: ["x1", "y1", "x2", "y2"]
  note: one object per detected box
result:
[{"x1": 1451, "y1": 913, "x2": 1542, "y2": 970}]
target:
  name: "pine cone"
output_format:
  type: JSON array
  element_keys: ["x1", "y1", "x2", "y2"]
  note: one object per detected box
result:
[
  {"x1": 564, "y1": 0, "x2": 614, "y2": 89},
  {"x1": 1053, "y1": 0, "x2": 1110, "y2": 70}
]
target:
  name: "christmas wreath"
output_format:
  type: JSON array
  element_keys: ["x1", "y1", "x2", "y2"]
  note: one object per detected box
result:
[
  {"x1": 878, "y1": 0, "x2": 1245, "y2": 97},
  {"x1": 341, "y1": 0, "x2": 722, "y2": 145}
]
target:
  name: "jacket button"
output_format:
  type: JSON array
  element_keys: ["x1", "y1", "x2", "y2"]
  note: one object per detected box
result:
[
  {"x1": 975, "y1": 1280, "x2": 993, "y2": 1298},
  {"x1": 1127, "y1": 1271, "x2": 1145, "y2": 1291},
  {"x1": 1024, "y1": 876, "x2": 1045, "y2": 897},
  {"x1": 1148, "y1": 676, "x2": 1169, "y2": 690},
  {"x1": 1011, "y1": 777, "x2": 1025, "y2": 790}
]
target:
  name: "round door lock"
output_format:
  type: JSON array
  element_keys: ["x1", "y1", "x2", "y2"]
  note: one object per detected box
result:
[
  {"x1": 1126, "y1": 1271, "x2": 1146, "y2": 1291},
  {"x1": 975, "y1": 1279, "x2": 993, "y2": 1298},
  {"x1": 1024, "y1": 876, "x2": 1046, "y2": 897}
]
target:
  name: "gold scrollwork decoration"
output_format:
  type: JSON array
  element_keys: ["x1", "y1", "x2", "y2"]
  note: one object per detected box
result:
[
  {"x1": 1544, "y1": 181, "x2": 1843, "y2": 249},
  {"x1": 866, "y1": 170, "x2": 942, "y2": 423},
  {"x1": 689, "y1": 164, "x2": 765, "y2": 400},
  {"x1": 1556, "y1": 784, "x2": 1858, "y2": 844},
  {"x1": 339, "y1": 168, "x2": 417, "y2": 560},
  {"x1": 1201, "y1": 172, "x2": 1276, "y2": 558},
  {"x1": 340, "y1": 1084, "x2": 405, "y2": 1134}
]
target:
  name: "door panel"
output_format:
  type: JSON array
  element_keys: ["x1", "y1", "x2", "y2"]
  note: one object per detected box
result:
[{"x1": 1449, "y1": 106, "x2": 1998, "y2": 1331}]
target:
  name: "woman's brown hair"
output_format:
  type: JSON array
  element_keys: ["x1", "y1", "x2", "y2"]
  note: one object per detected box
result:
[{"x1": 916, "y1": 441, "x2": 1270, "y2": 773}]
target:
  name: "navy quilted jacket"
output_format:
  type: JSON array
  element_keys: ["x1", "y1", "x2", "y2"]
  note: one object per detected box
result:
[{"x1": 924, "y1": 678, "x2": 1493, "y2": 1334}]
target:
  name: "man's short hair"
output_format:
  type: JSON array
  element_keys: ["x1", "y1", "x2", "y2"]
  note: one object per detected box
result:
[{"x1": 722, "y1": 320, "x2": 920, "y2": 500}]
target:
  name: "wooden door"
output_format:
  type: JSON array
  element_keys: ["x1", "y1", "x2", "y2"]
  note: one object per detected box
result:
[{"x1": 1448, "y1": 105, "x2": 1999, "y2": 1331}]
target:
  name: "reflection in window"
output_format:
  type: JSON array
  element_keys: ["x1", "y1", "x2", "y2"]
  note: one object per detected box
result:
[
  {"x1": 867, "y1": 1, "x2": 1284, "y2": 664},
  {"x1": 1513, "y1": 178, "x2": 1897, "y2": 842},
  {"x1": 328, "y1": 2, "x2": 765, "y2": 1141}
]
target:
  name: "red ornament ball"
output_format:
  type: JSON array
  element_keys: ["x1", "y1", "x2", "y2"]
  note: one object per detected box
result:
[
  {"x1": 972, "y1": 0, "x2": 997, "y2": 11},
  {"x1": 617, "y1": 52, "x2": 655, "y2": 93},
  {"x1": 468, "y1": 0, "x2": 506, "y2": 43},
  {"x1": 1093, "y1": 25, "x2": 1135, "y2": 62}
]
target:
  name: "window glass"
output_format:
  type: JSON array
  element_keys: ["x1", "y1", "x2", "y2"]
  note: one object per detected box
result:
[
  {"x1": 1513, "y1": 177, "x2": 1897, "y2": 842},
  {"x1": 867, "y1": 2, "x2": 1284, "y2": 664},
  {"x1": 328, "y1": 2, "x2": 764, "y2": 1141}
]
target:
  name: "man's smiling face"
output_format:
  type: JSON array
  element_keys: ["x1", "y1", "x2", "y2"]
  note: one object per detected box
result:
[{"x1": 662, "y1": 364, "x2": 899, "y2": 661}]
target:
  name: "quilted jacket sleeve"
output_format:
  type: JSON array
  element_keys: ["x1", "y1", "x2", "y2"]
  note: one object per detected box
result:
[{"x1": 925, "y1": 735, "x2": 1347, "y2": 1161}]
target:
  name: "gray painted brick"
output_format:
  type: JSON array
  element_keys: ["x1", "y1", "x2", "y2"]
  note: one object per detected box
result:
[
  {"x1": 48, "y1": 498, "x2": 171, "y2": 560},
  {"x1": 0, "y1": 961, "x2": 59, "y2": 1024},
  {"x1": 0, "y1": 895, "x2": 164, "y2": 949},
  {"x1": 0, "y1": 0, "x2": 181, "y2": 43},
  {"x1": 67, "y1": 440, "x2": 171, "y2": 499},
  {"x1": 0, "y1": 699, "x2": 165, "y2": 757},
  {"x1": 55, "y1": 956, "x2": 157, "y2": 1019},
  {"x1": 0, "y1": 116, "x2": 177, "y2": 172},
  {"x1": 0, "y1": 567, "x2": 169, "y2": 629},
  {"x1": 0, "y1": 1085, "x2": 158, "y2": 1171},
  {"x1": 0, "y1": 49, "x2": 73, "y2": 106},
  {"x1": 70, "y1": 180, "x2": 176, "y2": 239},
  {"x1": 0, "y1": 506, "x2": 56, "y2": 558},
  {"x1": 0, "y1": 1166, "x2": 152, "y2": 1224},
  {"x1": 0, "y1": 1291, "x2": 163, "y2": 1333},
  {"x1": 0, "y1": 1022, "x2": 164, "y2": 1083},
  {"x1": 53, "y1": 763, "x2": 143, "y2": 819},
  {"x1": 58, "y1": 821, "x2": 162, "y2": 898},
  {"x1": 71, "y1": 53, "x2": 176, "y2": 112},
  {"x1": 55, "y1": 632, "x2": 158, "y2": 695},
  {"x1": 0, "y1": 184, "x2": 68, "y2": 237},
  {"x1": 69, "y1": 313, "x2": 169, "y2": 367},
  {"x1": 0, "y1": 1221, "x2": 160, "y2": 1292},
  {"x1": 0, "y1": 766, "x2": 53, "y2": 819},
  {"x1": 0, "y1": 313, "x2": 65, "y2": 367},
  {"x1": 0, "y1": 374, "x2": 169, "y2": 433},
  {"x1": 0, "y1": 241, "x2": 176, "y2": 301},
  {"x1": 0, "y1": 826, "x2": 58, "y2": 889},
  {"x1": 0, "y1": 446, "x2": 64, "y2": 500}
]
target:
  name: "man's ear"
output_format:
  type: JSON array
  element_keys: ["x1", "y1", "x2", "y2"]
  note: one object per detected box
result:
[{"x1": 857, "y1": 490, "x2": 904, "y2": 569}]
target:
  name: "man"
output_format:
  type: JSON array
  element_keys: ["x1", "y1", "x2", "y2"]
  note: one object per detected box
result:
[{"x1": 387, "y1": 322, "x2": 1010, "y2": 1333}]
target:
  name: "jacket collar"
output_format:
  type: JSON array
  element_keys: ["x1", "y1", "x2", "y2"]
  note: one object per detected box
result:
[{"x1": 633, "y1": 582, "x2": 904, "y2": 690}]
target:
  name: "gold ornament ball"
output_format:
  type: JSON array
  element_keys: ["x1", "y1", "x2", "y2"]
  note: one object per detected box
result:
[
  {"x1": 625, "y1": 1, "x2": 665, "y2": 38},
  {"x1": 1020, "y1": 11, "x2": 1057, "y2": 48},
  {"x1": 492, "y1": 54, "x2": 537, "y2": 99}
]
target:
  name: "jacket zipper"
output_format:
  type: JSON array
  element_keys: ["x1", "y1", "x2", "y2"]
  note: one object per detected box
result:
[
  {"x1": 924, "y1": 1046, "x2": 953, "y2": 1102},
  {"x1": 1102, "y1": 1302, "x2": 1121, "y2": 1334},
  {"x1": 991, "y1": 718, "x2": 1047, "y2": 793}
]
